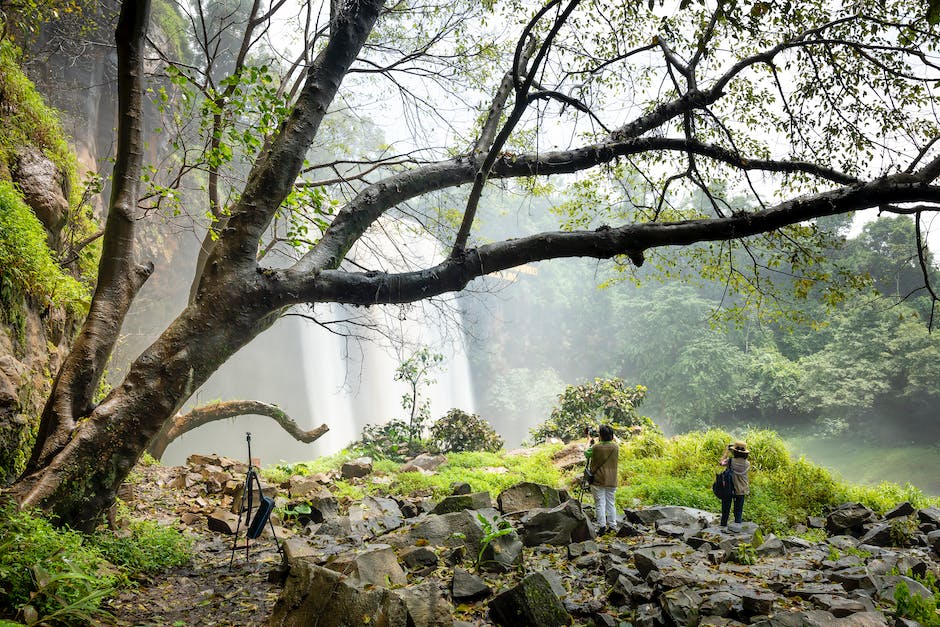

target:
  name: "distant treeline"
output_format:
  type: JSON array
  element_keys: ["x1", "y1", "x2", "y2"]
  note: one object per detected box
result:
[{"x1": 464, "y1": 205, "x2": 940, "y2": 444}]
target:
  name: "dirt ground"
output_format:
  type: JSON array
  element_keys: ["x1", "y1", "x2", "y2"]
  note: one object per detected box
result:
[{"x1": 104, "y1": 464, "x2": 285, "y2": 626}]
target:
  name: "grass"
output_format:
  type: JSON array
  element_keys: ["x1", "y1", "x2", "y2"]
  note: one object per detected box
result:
[
  {"x1": 264, "y1": 426, "x2": 940, "y2": 537},
  {"x1": 0, "y1": 502, "x2": 193, "y2": 625}
]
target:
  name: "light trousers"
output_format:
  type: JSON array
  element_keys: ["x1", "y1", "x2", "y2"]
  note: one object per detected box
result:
[{"x1": 591, "y1": 485, "x2": 618, "y2": 527}]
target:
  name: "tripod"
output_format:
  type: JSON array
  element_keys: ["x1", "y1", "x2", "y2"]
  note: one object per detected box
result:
[{"x1": 229, "y1": 432, "x2": 282, "y2": 567}]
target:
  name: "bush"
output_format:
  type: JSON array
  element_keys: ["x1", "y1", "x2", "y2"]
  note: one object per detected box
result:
[
  {"x1": 91, "y1": 517, "x2": 193, "y2": 577},
  {"x1": 530, "y1": 378, "x2": 654, "y2": 443},
  {"x1": 354, "y1": 420, "x2": 426, "y2": 462},
  {"x1": 429, "y1": 409, "x2": 503, "y2": 453},
  {"x1": 0, "y1": 503, "x2": 115, "y2": 625},
  {"x1": 743, "y1": 428, "x2": 791, "y2": 472}
]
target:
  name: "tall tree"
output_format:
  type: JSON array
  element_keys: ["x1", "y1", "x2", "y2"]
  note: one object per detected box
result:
[{"x1": 7, "y1": 0, "x2": 940, "y2": 530}]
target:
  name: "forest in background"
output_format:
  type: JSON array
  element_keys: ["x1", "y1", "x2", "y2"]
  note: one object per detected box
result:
[{"x1": 465, "y1": 197, "x2": 940, "y2": 466}]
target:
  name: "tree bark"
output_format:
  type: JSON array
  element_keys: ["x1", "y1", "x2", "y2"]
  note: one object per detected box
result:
[{"x1": 148, "y1": 400, "x2": 328, "y2": 461}]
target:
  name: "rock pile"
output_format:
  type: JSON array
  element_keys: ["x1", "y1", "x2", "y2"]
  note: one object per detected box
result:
[{"x1": 168, "y1": 454, "x2": 940, "y2": 626}]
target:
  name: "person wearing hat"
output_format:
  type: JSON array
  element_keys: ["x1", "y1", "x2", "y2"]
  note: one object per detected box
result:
[
  {"x1": 586, "y1": 424, "x2": 620, "y2": 534},
  {"x1": 719, "y1": 440, "x2": 750, "y2": 526}
]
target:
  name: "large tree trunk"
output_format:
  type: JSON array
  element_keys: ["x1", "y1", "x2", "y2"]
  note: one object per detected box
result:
[{"x1": 11, "y1": 281, "x2": 281, "y2": 531}]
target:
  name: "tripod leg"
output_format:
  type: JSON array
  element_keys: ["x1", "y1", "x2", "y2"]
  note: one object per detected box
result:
[{"x1": 229, "y1": 473, "x2": 250, "y2": 568}]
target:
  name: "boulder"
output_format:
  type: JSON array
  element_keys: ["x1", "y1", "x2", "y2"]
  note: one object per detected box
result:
[
  {"x1": 450, "y1": 482, "x2": 472, "y2": 495},
  {"x1": 207, "y1": 508, "x2": 240, "y2": 534},
  {"x1": 288, "y1": 475, "x2": 325, "y2": 499},
  {"x1": 857, "y1": 523, "x2": 894, "y2": 547},
  {"x1": 399, "y1": 546, "x2": 439, "y2": 573},
  {"x1": 382, "y1": 509, "x2": 490, "y2": 554},
  {"x1": 432, "y1": 492, "x2": 492, "y2": 514},
  {"x1": 488, "y1": 571, "x2": 571, "y2": 627},
  {"x1": 633, "y1": 603, "x2": 664, "y2": 627},
  {"x1": 927, "y1": 529, "x2": 940, "y2": 554},
  {"x1": 659, "y1": 586, "x2": 702, "y2": 626},
  {"x1": 740, "y1": 590, "x2": 776, "y2": 618},
  {"x1": 451, "y1": 568, "x2": 491, "y2": 602},
  {"x1": 918, "y1": 506, "x2": 940, "y2": 526},
  {"x1": 325, "y1": 544, "x2": 407, "y2": 587},
  {"x1": 497, "y1": 482, "x2": 567, "y2": 514},
  {"x1": 349, "y1": 495, "x2": 404, "y2": 537},
  {"x1": 399, "y1": 454, "x2": 446, "y2": 473},
  {"x1": 521, "y1": 499, "x2": 594, "y2": 546},
  {"x1": 269, "y1": 560, "x2": 409, "y2": 626},
  {"x1": 396, "y1": 581, "x2": 454, "y2": 627},
  {"x1": 341, "y1": 457, "x2": 373, "y2": 479},
  {"x1": 625, "y1": 505, "x2": 716, "y2": 528},
  {"x1": 633, "y1": 546, "x2": 683, "y2": 579},
  {"x1": 755, "y1": 534, "x2": 787, "y2": 557},
  {"x1": 826, "y1": 503, "x2": 876, "y2": 534},
  {"x1": 885, "y1": 502, "x2": 916, "y2": 520},
  {"x1": 11, "y1": 147, "x2": 69, "y2": 246}
]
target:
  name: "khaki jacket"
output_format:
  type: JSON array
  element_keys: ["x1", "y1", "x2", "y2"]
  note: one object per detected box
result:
[
  {"x1": 726, "y1": 457, "x2": 750, "y2": 496},
  {"x1": 589, "y1": 441, "x2": 619, "y2": 488}
]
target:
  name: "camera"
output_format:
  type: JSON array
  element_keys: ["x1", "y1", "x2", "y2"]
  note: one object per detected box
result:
[{"x1": 584, "y1": 426, "x2": 599, "y2": 438}]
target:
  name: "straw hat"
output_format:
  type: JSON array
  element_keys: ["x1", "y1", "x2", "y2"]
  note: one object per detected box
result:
[{"x1": 730, "y1": 440, "x2": 749, "y2": 454}]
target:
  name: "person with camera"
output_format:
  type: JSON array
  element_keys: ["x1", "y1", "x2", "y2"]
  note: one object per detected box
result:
[
  {"x1": 718, "y1": 440, "x2": 750, "y2": 527},
  {"x1": 585, "y1": 424, "x2": 619, "y2": 534}
]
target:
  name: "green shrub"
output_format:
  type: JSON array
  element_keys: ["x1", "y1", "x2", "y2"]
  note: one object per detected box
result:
[
  {"x1": 0, "y1": 503, "x2": 115, "y2": 625},
  {"x1": 91, "y1": 517, "x2": 193, "y2": 577},
  {"x1": 627, "y1": 427, "x2": 666, "y2": 459},
  {"x1": 429, "y1": 409, "x2": 503, "y2": 453},
  {"x1": 742, "y1": 429, "x2": 791, "y2": 472},
  {"x1": 530, "y1": 378, "x2": 654, "y2": 443},
  {"x1": 354, "y1": 420, "x2": 426, "y2": 462},
  {"x1": 894, "y1": 574, "x2": 940, "y2": 626}
]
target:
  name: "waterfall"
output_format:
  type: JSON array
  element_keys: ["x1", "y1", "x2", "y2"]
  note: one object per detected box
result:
[{"x1": 160, "y1": 220, "x2": 475, "y2": 466}]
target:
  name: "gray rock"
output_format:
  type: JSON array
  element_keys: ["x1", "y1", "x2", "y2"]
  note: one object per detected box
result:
[
  {"x1": 324, "y1": 544, "x2": 406, "y2": 587},
  {"x1": 399, "y1": 453, "x2": 446, "y2": 473},
  {"x1": 751, "y1": 610, "x2": 836, "y2": 626},
  {"x1": 451, "y1": 568, "x2": 491, "y2": 602},
  {"x1": 432, "y1": 492, "x2": 492, "y2": 514},
  {"x1": 567, "y1": 540, "x2": 597, "y2": 558},
  {"x1": 488, "y1": 571, "x2": 572, "y2": 627},
  {"x1": 828, "y1": 566, "x2": 876, "y2": 593},
  {"x1": 833, "y1": 611, "x2": 888, "y2": 626},
  {"x1": 633, "y1": 546, "x2": 683, "y2": 579},
  {"x1": 341, "y1": 456, "x2": 373, "y2": 479},
  {"x1": 885, "y1": 502, "x2": 916, "y2": 520},
  {"x1": 826, "y1": 503, "x2": 876, "y2": 534},
  {"x1": 740, "y1": 590, "x2": 776, "y2": 617},
  {"x1": 659, "y1": 585, "x2": 702, "y2": 626},
  {"x1": 207, "y1": 508, "x2": 239, "y2": 534},
  {"x1": 700, "y1": 590, "x2": 740, "y2": 617},
  {"x1": 400, "y1": 546, "x2": 439, "y2": 572},
  {"x1": 521, "y1": 499, "x2": 593, "y2": 546},
  {"x1": 396, "y1": 581, "x2": 454, "y2": 627},
  {"x1": 918, "y1": 506, "x2": 940, "y2": 526},
  {"x1": 269, "y1": 560, "x2": 409, "y2": 626},
  {"x1": 633, "y1": 602, "x2": 664, "y2": 627},
  {"x1": 478, "y1": 518, "x2": 524, "y2": 573},
  {"x1": 497, "y1": 482, "x2": 566, "y2": 514},
  {"x1": 625, "y1": 505, "x2": 717, "y2": 528},
  {"x1": 927, "y1": 529, "x2": 940, "y2": 553},
  {"x1": 807, "y1": 516, "x2": 826, "y2": 529},
  {"x1": 858, "y1": 523, "x2": 894, "y2": 547},
  {"x1": 755, "y1": 534, "x2": 786, "y2": 557},
  {"x1": 451, "y1": 482, "x2": 472, "y2": 495},
  {"x1": 349, "y1": 495, "x2": 404, "y2": 537}
]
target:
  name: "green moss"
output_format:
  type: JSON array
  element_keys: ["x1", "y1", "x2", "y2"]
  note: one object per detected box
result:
[
  {"x1": 0, "y1": 180, "x2": 89, "y2": 315},
  {"x1": 0, "y1": 39, "x2": 78, "y2": 190}
]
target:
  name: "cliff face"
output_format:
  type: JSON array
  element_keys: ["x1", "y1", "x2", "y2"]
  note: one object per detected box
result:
[
  {"x1": 0, "y1": 149, "x2": 81, "y2": 483},
  {"x1": 0, "y1": 6, "x2": 119, "y2": 481}
]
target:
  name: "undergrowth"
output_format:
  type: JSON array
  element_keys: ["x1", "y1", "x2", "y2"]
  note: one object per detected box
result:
[{"x1": 0, "y1": 502, "x2": 193, "y2": 625}]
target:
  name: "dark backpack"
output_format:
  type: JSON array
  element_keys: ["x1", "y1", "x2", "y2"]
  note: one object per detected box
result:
[{"x1": 712, "y1": 464, "x2": 735, "y2": 500}]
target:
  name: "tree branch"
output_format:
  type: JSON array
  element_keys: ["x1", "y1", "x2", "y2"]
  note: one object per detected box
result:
[{"x1": 148, "y1": 400, "x2": 328, "y2": 460}]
